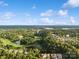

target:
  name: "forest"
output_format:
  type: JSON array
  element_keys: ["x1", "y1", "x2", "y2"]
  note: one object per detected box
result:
[{"x1": 0, "y1": 28, "x2": 79, "y2": 59}]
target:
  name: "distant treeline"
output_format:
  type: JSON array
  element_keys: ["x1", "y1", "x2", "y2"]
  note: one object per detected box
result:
[{"x1": 0, "y1": 25, "x2": 79, "y2": 29}]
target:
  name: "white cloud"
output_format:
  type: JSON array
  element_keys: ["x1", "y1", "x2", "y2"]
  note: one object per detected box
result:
[
  {"x1": 0, "y1": 12, "x2": 16, "y2": 24},
  {"x1": 58, "y1": 10, "x2": 68, "y2": 16},
  {"x1": 63, "y1": 0, "x2": 79, "y2": 9},
  {"x1": 25, "y1": 13, "x2": 31, "y2": 17},
  {"x1": 40, "y1": 9, "x2": 53, "y2": 17},
  {"x1": 70, "y1": 16, "x2": 76, "y2": 24},
  {"x1": 0, "y1": 1, "x2": 8, "y2": 7},
  {"x1": 27, "y1": 19, "x2": 37, "y2": 25},
  {"x1": 0, "y1": 12, "x2": 16, "y2": 20},
  {"x1": 24, "y1": 16, "x2": 54, "y2": 25},
  {"x1": 24, "y1": 15, "x2": 37, "y2": 25},
  {"x1": 55, "y1": 22, "x2": 66, "y2": 25},
  {"x1": 40, "y1": 18, "x2": 53, "y2": 25},
  {"x1": 32, "y1": 4, "x2": 36, "y2": 9}
]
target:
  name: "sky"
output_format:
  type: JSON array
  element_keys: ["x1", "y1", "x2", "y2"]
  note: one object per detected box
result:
[{"x1": 0, "y1": 0, "x2": 79, "y2": 25}]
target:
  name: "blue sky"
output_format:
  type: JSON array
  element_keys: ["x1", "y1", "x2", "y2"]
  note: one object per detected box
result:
[{"x1": 0, "y1": 0, "x2": 79, "y2": 25}]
